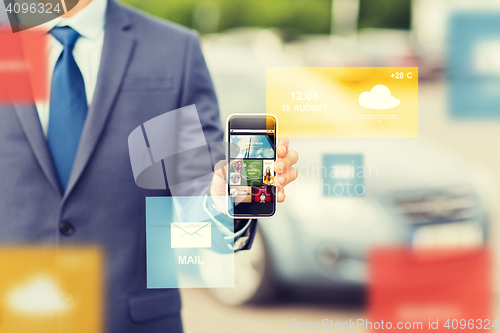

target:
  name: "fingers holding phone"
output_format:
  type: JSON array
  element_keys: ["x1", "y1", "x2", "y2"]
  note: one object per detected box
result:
[{"x1": 275, "y1": 137, "x2": 298, "y2": 202}]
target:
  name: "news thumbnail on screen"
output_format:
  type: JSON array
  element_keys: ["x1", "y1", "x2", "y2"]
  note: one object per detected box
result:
[
  {"x1": 241, "y1": 159, "x2": 263, "y2": 185},
  {"x1": 252, "y1": 186, "x2": 273, "y2": 203},
  {"x1": 263, "y1": 160, "x2": 274, "y2": 185},
  {"x1": 230, "y1": 135, "x2": 275, "y2": 159},
  {"x1": 229, "y1": 186, "x2": 251, "y2": 203}
]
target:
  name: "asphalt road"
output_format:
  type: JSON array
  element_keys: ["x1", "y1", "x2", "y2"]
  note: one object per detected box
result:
[
  {"x1": 181, "y1": 288, "x2": 365, "y2": 333},
  {"x1": 181, "y1": 288, "x2": 500, "y2": 333}
]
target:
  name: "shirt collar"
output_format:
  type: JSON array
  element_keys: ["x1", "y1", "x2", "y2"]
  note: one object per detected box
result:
[{"x1": 39, "y1": 0, "x2": 107, "y2": 40}]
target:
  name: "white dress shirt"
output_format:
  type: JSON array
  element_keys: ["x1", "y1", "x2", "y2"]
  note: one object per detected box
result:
[{"x1": 34, "y1": 0, "x2": 107, "y2": 137}]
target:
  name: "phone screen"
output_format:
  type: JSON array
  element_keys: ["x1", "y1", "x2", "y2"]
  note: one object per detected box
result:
[{"x1": 227, "y1": 115, "x2": 277, "y2": 218}]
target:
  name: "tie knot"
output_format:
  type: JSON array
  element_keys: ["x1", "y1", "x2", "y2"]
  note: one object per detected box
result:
[{"x1": 50, "y1": 26, "x2": 80, "y2": 48}]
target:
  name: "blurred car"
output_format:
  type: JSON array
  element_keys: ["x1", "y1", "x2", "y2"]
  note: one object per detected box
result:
[
  {"x1": 202, "y1": 34, "x2": 490, "y2": 305},
  {"x1": 210, "y1": 138, "x2": 489, "y2": 305}
]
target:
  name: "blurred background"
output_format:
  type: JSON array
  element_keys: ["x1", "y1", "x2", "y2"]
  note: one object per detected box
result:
[{"x1": 119, "y1": 0, "x2": 500, "y2": 332}]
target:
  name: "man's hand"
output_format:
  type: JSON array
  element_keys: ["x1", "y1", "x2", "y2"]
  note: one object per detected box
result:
[{"x1": 210, "y1": 137, "x2": 299, "y2": 203}]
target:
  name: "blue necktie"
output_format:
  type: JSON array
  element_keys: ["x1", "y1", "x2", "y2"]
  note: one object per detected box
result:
[{"x1": 47, "y1": 26, "x2": 88, "y2": 192}]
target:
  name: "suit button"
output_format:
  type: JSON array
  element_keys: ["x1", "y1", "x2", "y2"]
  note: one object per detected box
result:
[{"x1": 59, "y1": 222, "x2": 74, "y2": 236}]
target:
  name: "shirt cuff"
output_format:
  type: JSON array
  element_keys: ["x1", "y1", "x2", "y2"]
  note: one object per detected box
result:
[{"x1": 203, "y1": 194, "x2": 252, "y2": 240}]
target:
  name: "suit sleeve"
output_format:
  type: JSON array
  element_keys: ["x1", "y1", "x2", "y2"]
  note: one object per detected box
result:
[
  {"x1": 179, "y1": 31, "x2": 224, "y2": 152},
  {"x1": 177, "y1": 31, "x2": 257, "y2": 251}
]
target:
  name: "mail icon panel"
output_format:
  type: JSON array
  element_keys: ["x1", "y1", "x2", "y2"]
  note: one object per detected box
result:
[{"x1": 171, "y1": 222, "x2": 211, "y2": 248}]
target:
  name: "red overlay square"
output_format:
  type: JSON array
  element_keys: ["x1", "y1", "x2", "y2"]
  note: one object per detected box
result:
[
  {"x1": 0, "y1": 28, "x2": 48, "y2": 103},
  {"x1": 368, "y1": 247, "x2": 491, "y2": 332}
]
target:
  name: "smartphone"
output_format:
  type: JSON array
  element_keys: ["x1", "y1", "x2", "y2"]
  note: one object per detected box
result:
[{"x1": 227, "y1": 114, "x2": 277, "y2": 218}]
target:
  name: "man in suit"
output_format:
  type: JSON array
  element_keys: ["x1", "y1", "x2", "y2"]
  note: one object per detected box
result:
[{"x1": 0, "y1": 0, "x2": 299, "y2": 331}]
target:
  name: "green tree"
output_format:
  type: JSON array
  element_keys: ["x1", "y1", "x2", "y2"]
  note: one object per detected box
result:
[
  {"x1": 119, "y1": 0, "x2": 412, "y2": 34},
  {"x1": 120, "y1": 0, "x2": 332, "y2": 34},
  {"x1": 358, "y1": 0, "x2": 411, "y2": 30}
]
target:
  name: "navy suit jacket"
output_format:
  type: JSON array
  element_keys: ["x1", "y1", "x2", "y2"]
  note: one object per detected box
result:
[{"x1": 0, "y1": 1, "x2": 255, "y2": 331}]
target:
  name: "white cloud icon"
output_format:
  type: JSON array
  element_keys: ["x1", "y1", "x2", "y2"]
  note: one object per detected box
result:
[
  {"x1": 7, "y1": 275, "x2": 72, "y2": 315},
  {"x1": 359, "y1": 84, "x2": 400, "y2": 109}
]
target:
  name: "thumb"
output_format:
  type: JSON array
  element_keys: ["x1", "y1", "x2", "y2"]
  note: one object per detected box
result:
[{"x1": 211, "y1": 160, "x2": 227, "y2": 197}]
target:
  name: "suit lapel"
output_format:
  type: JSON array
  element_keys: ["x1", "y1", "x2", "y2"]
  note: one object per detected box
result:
[
  {"x1": 63, "y1": 0, "x2": 136, "y2": 200},
  {"x1": 13, "y1": 104, "x2": 62, "y2": 196}
]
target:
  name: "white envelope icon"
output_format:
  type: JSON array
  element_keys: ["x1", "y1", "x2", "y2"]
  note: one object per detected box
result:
[{"x1": 171, "y1": 222, "x2": 211, "y2": 248}]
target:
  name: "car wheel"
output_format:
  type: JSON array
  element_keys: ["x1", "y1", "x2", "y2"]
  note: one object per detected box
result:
[{"x1": 209, "y1": 227, "x2": 275, "y2": 305}]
